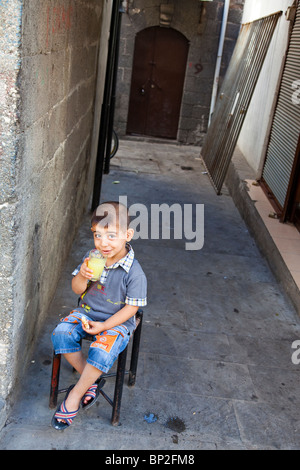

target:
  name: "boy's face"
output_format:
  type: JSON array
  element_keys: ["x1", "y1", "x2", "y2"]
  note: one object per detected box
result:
[{"x1": 91, "y1": 222, "x2": 134, "y2": 264}]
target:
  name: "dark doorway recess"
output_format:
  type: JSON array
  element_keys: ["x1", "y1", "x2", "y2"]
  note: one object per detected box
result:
[
  {"x1": 127, "y1": 26, "x2": 189, "y2": 139},
  {"x1": 286, "y1": 137, "x2": 300, "y2": 233}
]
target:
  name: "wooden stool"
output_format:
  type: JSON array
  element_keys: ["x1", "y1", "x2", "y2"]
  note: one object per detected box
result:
[{"x1": 49, "y1": 309, "x2": 143, "y2": 426}]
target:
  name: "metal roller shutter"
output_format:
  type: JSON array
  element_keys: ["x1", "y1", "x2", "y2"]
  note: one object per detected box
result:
[
  {"x1": 262, "y1": 1, "x2": 300, "y2": 210},
  {"x1": 201, "y1": 11, "x2": 282, "y2": 194}
]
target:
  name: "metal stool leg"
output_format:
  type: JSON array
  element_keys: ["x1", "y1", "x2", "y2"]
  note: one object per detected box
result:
[
  {"x1": 49, "y1": 352, "x2": 61, "y2": 409},
  {"x1": 111, "y1": 345, "x2": 128, "y2": 426},
  {"x1": 128, "y1": 310, "x2": 143, "y2": 386}
]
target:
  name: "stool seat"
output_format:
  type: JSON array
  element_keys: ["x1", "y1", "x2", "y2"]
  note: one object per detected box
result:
[{"x1": 49, "y1": 309, "x2": 143, "y2": 426}]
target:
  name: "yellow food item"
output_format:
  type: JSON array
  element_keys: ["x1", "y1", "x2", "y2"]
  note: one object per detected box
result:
[{"x1": 81, "y1": 315, "x2": 90, "y2": 330}]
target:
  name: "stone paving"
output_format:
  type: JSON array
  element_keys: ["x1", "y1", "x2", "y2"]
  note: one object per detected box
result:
[{"x1": 1, "y1": 139, "x2": 300, "y2": 450}]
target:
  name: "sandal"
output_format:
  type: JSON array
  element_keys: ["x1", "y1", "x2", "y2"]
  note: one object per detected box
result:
[
  {"x1": 51, "y1": 385, "x2": 79, "y2": 431},
  {"x1": 81, "y1": 378, "x2": 105, "y2": 410}
]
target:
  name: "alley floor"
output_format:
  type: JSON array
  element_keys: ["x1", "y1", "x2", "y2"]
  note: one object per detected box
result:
[{"x1": 1, "y1": 139, "x2": 300, "y2": 450}]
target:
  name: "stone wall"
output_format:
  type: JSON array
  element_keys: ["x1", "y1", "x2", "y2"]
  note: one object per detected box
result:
[
  {"x1": 0, "y1": 0, "x2": 110, "y2": 428},
  {"x1": 114, "y1": 0, "x2": 244, "y2": 145},
  {"x1": 0, "y1": 0, "x2": 23, "y2": 426}
]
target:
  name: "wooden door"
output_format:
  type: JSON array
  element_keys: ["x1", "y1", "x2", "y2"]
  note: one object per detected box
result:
[{"x1": 127, "y1": 26, "x2": 189, "y2": 139}]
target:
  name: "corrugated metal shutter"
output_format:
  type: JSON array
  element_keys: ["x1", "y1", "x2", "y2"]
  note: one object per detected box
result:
[
  {"x1": 262, "y1": 2, "x2": 300, "y2": 210},
  {"x1": 201, "y1": 11, "x2": 282, "y2": 194}
]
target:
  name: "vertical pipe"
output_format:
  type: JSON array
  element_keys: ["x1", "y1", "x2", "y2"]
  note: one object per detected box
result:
[
  {"x1": 208, "y1": 0, "x2": 230, "y2": 127},
  {"x1": 92, "y1": 0, "x2": 122, "y2": 211},
  {"x1": 104, "y1": 5, "x2": 124, "y2": 174}
]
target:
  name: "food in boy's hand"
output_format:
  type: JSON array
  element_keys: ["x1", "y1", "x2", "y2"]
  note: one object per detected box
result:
[{"x1": 81, "y1": 315, "x2": 90, "y2": 330}]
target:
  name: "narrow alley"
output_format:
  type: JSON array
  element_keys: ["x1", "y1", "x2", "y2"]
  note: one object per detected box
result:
[{"x1": 1, "y1": 139, "x2": 300, "y2": 450}]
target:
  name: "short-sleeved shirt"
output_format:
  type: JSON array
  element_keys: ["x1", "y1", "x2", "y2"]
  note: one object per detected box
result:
[{"x1": 72, "y1": 244, "x2": 147, "y2": 332}]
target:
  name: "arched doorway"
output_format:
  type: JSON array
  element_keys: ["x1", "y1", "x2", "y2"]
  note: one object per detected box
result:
[{"x1": 126, "y1": 26, "x2": 189, "y2": 140}]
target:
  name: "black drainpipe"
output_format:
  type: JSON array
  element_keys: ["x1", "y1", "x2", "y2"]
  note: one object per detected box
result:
[
  {"x1": 104, "y1": 3, "x2": 123, "y2": 175},
  {"x1": 91, "y1": 0, "x2": 123, "y2": 211}
]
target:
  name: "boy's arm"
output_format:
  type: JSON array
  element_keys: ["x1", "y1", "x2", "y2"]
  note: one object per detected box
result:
[
  {"x1": 72, "y1": 257, "x2": 93, "y2": 295},
  {"x1": 83, "y1": 304, "x2": 139, "y2": 335}
]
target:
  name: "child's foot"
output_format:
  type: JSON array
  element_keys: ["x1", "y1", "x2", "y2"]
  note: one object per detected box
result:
[
  {"x1": 51, "y1": 385, "x2": 80, "y2": 430},
  {"x1": 81, "y1": 379, "x2": 105, "y2": 410},
  {"x1": 61, "y1": 389, "x2": 81, "y2": 418}
]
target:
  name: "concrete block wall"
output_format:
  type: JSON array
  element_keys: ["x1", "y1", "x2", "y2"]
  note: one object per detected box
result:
[
  {"x1": 115, "y1": 0, "x2": 244, "y2": 145},
  {"x1": 0, "y1": 0, "x2": 110, "y2": 428},
  {"x1": 0, "y1": 0, "x2": 24, "y2": 425}
]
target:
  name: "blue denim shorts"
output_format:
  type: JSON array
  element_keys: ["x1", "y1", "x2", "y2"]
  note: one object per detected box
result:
[{"x1": 51, "y1": 310, "x2": 131, "y2": 373}]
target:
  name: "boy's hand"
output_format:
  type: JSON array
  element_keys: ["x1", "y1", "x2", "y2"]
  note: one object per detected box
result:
[
  {"x1": 79, "y1": 258, "x2": 94, "y2": 280},
  {"x1": 82, "y1": 320, "x2": 105, "y2": 335}
]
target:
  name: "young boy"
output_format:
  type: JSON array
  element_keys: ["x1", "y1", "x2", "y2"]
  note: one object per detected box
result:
[{"x1": 51, "y1": 201, "x2": 147, "y2": 430}]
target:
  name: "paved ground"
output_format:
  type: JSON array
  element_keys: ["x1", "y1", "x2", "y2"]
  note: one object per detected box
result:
[{"x1": 1, "y1": 139, "x2": 300, "y2": 450}]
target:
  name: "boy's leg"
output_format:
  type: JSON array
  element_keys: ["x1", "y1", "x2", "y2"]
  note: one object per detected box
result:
[
  {"x1": 58, "y1": 363, "x2": 102, "y2": 421},
  {"x1": 51, "y1": 311, "x2": 96, "y2": 421},
  {"x1": 63, "y1": 326, "x2": 131, "y2": 414},
  {"x1": 64, "y1": 351, "x2": 87, "y2": 375},
  {"x1": 54, "y1": 324, "x2": 130, "y2": 423},
  {"x1": 63, "y1": 351, "x2": 100, "y2": 406}
]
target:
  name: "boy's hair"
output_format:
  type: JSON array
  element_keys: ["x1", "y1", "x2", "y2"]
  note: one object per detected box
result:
[{"x1": 91, "y1": 201, "x2": 130, "y2": 231}]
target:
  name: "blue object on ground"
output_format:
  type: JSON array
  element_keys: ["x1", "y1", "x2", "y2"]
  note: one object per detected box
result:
[{"x1": 144, "y1": 413, "x2": 158, "y2": 423}]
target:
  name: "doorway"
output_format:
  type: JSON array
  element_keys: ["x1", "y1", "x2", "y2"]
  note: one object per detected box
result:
[
  {"x1": 126, "y1": 26, "x2": 189, "y2": 139},
  {"x1": 286, "y1": 137, "x2": 300, "y2": 232}
]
